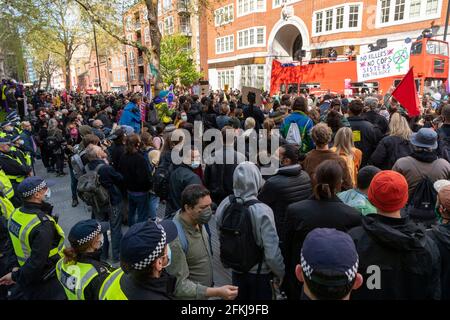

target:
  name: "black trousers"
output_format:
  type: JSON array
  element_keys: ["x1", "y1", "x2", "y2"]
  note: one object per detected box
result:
[{"x1": 232, "y1": 272, "x2": 273, "y2": 300}]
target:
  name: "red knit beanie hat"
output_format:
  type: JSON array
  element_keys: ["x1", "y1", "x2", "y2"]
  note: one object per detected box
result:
[{"x1": 368, "y1": 171, "x2": 409, "y2": 213}]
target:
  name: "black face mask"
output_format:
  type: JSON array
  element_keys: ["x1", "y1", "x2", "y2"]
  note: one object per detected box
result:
[
  {"x1": 40, "y1": 201, "x2": 54, "y2": 216},
  {"x1": 90, "y1": 248, "x2": 103, "y2": 261}
]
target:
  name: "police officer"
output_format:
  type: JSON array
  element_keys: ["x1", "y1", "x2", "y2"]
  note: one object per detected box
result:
[
  {"x1": 0, "y1": 121, "x2": 19, "y2": 138},
  {"x1": 99, "y1": 220, "x2": 178, "y2": 300},
  {"x1": 10, "y1": 135, "x2": 31, "y2": 167},
  {"x1": 0, "y1": 177, "x2": 66, "y2": 300},
  {"x1": 0, "y1": 137, "x2": 32, "y2": 206},
  {"x1": 0, "y1": 215, "x2": 15, "y2": 300},
  {"x1": 56, "y1": 220, "x2": 113, "y2": 300}
]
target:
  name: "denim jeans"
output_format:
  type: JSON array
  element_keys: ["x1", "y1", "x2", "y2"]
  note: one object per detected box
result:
[
  {"x1": 149, "y1": 193, "x2": 160, "y2": 221},
  {"x1": 69, "y1": 166, "x2": 78, "y2": 200},
  {"x1": 127, "y1": 192, "x2": 150, "y2": 226}
]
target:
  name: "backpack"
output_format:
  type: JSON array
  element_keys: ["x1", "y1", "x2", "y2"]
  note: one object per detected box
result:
[
  {"x1": 219, "y1": 196, "x2": 263, "y2": 273},
  {"x1": 438, "y1": 131, "x2": 450, "y2": 162},
  {"x1": 70, "y1": 148, "x2": 87, "y2": 179},
  {"x1": 153, "y1": 165, "x2": 170, "y2": 201},
  {"x1": 46, "y1": 136, "x2": 58, "y2": 150},
  {"x1": 406, "y1": 161, "x2": 438, "y2": 226},
  {"x1": 77, "y1": 164, "x2": 110, "y2": 211}
]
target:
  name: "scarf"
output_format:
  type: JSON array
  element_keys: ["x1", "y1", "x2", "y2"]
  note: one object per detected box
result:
[{"x1": 411, "y1": 149, "x2": 438, "y2": 163}]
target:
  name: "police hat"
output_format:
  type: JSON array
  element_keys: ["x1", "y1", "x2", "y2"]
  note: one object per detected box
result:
[
  {"x1": 68, "y1": 219, "x2": 103, "y2": 247},
  {"x1": 120, "y1": 220, "x2": 177, "y2": 271},
  {"x1": 17, "y1": 176, "x2": 56, "y2": 198}
]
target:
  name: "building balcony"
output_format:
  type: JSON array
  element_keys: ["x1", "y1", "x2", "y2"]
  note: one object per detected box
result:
[{"x1": 177, "y1": 0, "x2": 189, "y2": 14}]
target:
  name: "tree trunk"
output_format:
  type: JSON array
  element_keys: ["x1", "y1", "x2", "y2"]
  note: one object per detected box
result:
[
  {"x1": 145, "y1": 0, "x2": 162, "y2": 94},
  {"x1": 38, "y1": 75, "x2": 43, "y2": 90},
  {"x1": 65, "y1": 58, "x2": 71, "y2": 90}
]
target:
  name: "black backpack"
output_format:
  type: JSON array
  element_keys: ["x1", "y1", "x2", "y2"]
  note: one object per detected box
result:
[
  {"x1": 46, "y1": 136, "x2": 58, "y2": 150},
  {"x1": 153, "y1": 166, "x2": 170, "y2": 201},
  {"x1": 438, "y1": 131, "x2": 450, "y2": 162},
  {"x1": 219, "y1": 196, "x2": 263, "y2": 273},
  {"x1": 406, "y1": 161, "x2": 438, "y2": 226}
]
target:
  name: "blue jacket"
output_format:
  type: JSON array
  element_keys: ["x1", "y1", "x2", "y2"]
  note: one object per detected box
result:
[
  {"x1": 119, "y1": 102, "x2": 141, "y2": 134},
  {"x1": 281, "y1": 111, "x2": 314, "y2": 152}
]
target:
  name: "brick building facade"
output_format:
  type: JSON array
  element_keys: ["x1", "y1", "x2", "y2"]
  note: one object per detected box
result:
[{"x1": 205, "y1": 0, "x2": 448, "y2": 92}]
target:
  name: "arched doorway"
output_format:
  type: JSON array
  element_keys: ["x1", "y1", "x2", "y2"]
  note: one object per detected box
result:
[{"x1": 271, "y1": 24, "x2": 302, "y2": 63}]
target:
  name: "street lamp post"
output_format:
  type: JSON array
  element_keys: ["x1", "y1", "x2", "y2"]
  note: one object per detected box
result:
[{"x1": 93, "y1": 23, "x2": 103, "y2": 93}]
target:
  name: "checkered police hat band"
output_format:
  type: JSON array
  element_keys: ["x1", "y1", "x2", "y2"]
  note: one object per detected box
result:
[
  {"x1": 132, "y1": 230, "x2": 167, "y2": 270},
  {"x1": 300, "y1": 252, "x2": 359, "y2": 283},
  {"x1": 22, "y1": 181, "x2": 47, "y2": 198},
  {"x1": 77, "y1": 224, "x2": 102, "y2": 246}
]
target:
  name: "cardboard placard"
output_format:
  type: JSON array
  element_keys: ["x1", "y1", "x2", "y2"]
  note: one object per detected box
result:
[{"x1": 242, "y1": 86, "x2": 263, "y2": 106}]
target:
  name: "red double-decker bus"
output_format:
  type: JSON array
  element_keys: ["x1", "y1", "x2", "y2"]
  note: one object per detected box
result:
[{"x1": 270, "y1": 37, "x2": 449, "y2": 97}]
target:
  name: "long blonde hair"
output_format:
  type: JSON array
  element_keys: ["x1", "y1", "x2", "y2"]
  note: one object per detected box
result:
[
  {"x1": 389, "y1": 113, "x2": 412, "y2": 140},
  {"x1": 333, "y1": 127, "x2": 355, "y2": 158}
]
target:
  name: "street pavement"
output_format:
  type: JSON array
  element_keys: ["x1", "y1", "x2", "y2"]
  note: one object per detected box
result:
[{"x1": 36, "y1": 160, "x2": 232, "y2": 287}]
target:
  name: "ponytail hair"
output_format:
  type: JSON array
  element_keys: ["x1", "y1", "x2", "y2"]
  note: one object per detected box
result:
[
  {"x1": 63, "y1": 242, "x2": 92, "y2": 264},
  {"x1": 313, "y1": 160, "x2": 343, "y2": 200}
]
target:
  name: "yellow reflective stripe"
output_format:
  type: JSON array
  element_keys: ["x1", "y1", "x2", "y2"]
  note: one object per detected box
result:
[
  {"x1": 18, "y1": 217, "x2": 40, "y2": 262},
  {"x1": 77, "y1": 267, "x2": 99, "y2": 300},
  {"x1": 99, "y1": 269, "x2": 122, "y2": 300}
]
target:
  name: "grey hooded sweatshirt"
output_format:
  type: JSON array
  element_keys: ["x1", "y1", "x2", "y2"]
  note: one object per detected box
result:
[{"x1": 215, "y1": 161, "x2": 285, "y2": 280}]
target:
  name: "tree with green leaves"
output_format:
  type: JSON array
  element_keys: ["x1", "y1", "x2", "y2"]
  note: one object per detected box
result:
[{"x1": 160, "y1": 34, "x2": 202, "y2": 87}]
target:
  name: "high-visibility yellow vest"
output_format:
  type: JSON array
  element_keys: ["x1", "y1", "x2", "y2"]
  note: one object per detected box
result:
[
  {"x1": 98, "y1": 268, "x2": 128, "y2": 300},
  {"x1": 1, "y1": 85, "x2": 6, "y2": 101},
  {"x1": 8, "y1": 208, "x2": 65, "y2": 266},
  {"x1": 0, "y1": 132, "x2": 6, "y2": 138},
  {"x1": 10, "y1": 147, "x2": 30, "y2": 167},
  {"x1": 56, "y1": 259, "x2": 104, "y2": 300},
  {"x1": 0, "y1": 169, "x2": 14, "y2": 199},
  {"x1": 1, "y1": 153, "x2": 27, "y2": 183},
  {"x1": 0, "y1": 195, "x2": 15, "y2": 219}
]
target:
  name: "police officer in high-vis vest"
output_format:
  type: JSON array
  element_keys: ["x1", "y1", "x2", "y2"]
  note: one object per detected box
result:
[
  {"x1": 0, "y1": 137, "x2": 32, "y2": 207},
  {"x1": 10, "y1": 135, "x2": 31, "y2": 168},
  {"x1": 56, "y1": 220, "x2": 113, "y2": 300},
  {"x1": 99, "y1": 220, "x2": 178, "y2": 300},
  {"x1": 0, "y1": 165, "x2": 15, "y2": 220},
  {"x1": 0, "y1": 177, "x2": 66, "y2": 300}
]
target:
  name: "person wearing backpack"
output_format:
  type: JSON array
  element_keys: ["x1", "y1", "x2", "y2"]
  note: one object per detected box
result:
[
  {"x1": 281, "y1": 97, "x2": 314, "y2": 154},
  {"x1": 437, "y1": 104, "x2": 450, "y2": 161},
  {"x1": 47, "y1": 118, "x2": 66, "y2": 177},
  {"x1": 393, "y1": 128, "x2": 450, "y2": 226},
  {"x1": 83, "y1": 145, "x2": 123, "y2": 263},
  {"x1": 166, "y1": 184, "x2": 238, "y2": 300},
  {"x1": 284, "y1": 160, "x2": 362, "y2": 300},
  {"x1": 215, "y1": 162, "x2": 285, "y2": 300},
  {"x1": 349, "y1": 171, "x2": 441, "y2": 300}
]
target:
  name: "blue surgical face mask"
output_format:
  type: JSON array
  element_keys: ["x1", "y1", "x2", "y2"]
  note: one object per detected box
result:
[
  {"x1": 44, "y1": 188, "x2": 51, "y2": 201},
  {"x1": 191, "y1": 161, "x2": 201, "y2": 170}
]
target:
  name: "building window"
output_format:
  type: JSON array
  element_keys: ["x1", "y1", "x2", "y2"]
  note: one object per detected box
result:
[
  {"x1": 325, "y1": 10, "x2": 333, "y2": 31},
  {"x1": 348, "y1": 5, "x2": 359, "y2": 28},
  {"x1": 237, "y1": 26, "x2": 265, "y2": 49},
  {"x1": 217, "y1": 69, "x2": 234, "y2": 89},
  {"x1": 378, "y1": 0, "x2": 442, "y2": 26},
  {"x1": 215, "y1": 4, "x2": 234, "y2": 26},
  {"x1": 158, "y1": 2, "x2": 162, "y2": 16},
  {"x1": 381, "y1": 0, "x2": 390, "y2": 23},
  {"x1": 313, "y1": 3, "x2": 362, "y2": 36},
  {"x1": 130, "y1": 66, "x2": 136, "y2": 80},
  {"x1": 409, "y1": 0, "x2": 421, "y2": 18},
  {"x1": 393, "y1": 0, "x2": 405, "y2": 21},
  {"x1": 237, "y1": 0, "x2": 265, "y2": 17},
  {"x1": 336, "y1": 7, "x2": 344, "y2": 29},
  {"x1": 256, "y1": 65, "x2": 264, "y2": 89},
  {"x1": 315, "y1": 12, "x2": 323, "y2": 33},
  {"x1": 273, "y1": 0, "x2": 302, "y2": 8},
  {"x1": 126, "y1": 17, "x2": 132, "y2": 31},
  {"x1": 143, "y1": 9, "x2": 148, "y2": 21},
  {"x1": 426, "y1": 0, "x2": 438, "y2": 15},
  {"x1": 158, "y1": 22, "x2": 164, "y2": 36},
  {"x1": 216, "y1": 35, "x2": 234, "y2": 54},
  {"x1": 164, "y1": 16, "x2": 174, "y2": 35},
  {"x1": 163, "y1": 0, "x2": 172, "y2": 11}
]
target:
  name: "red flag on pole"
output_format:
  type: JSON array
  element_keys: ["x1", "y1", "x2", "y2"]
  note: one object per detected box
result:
[{"x1": 391, "y1": 67, "x2": 420, "y2": 117}]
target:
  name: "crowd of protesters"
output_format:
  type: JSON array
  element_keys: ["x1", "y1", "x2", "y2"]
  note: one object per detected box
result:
[{"x1": 0, "y1": 76, "x2": 449, "y2": 301}]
